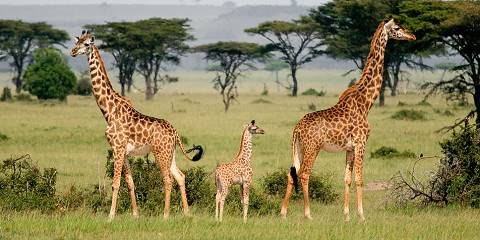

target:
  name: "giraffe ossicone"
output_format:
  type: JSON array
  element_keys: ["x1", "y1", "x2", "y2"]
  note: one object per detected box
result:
[
  {"x1": 70, "y1": 30, "x2": 204, "y2": 221},
  {"x1": 280, "y1": 19, "x2": 415, "y2": 221}
]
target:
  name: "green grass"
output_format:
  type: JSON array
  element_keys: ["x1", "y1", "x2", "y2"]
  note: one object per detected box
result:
[{"x1": 0, "y1": 69, "x2": 476, "y2": 239}]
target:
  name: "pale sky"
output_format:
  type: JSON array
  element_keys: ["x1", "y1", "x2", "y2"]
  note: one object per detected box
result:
[{"x1": 0, "y1": 0, "x2": 323, "y2": 5}]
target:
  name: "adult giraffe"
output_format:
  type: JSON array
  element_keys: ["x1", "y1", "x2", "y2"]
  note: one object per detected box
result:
[
  {"x1": 70, "y1": 30, "x2": 204, "y2": 221},
  {"x1": 280, "y1": 19, "x2": 415, "y2": 221}
]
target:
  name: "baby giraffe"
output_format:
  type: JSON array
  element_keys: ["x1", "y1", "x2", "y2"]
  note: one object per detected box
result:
[{"x1": 215, "y1": 120, "x2": 265, "y2": 223}]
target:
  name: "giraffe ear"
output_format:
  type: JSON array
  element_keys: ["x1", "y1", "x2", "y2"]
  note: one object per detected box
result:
[
  {"x1": 74, "y1": 36, "x2": 79, "y2": 43},
  {"x1": 90, "y1": 36, "x2": 95, "y2": 42},
  {"x1": 81, "y1": 30, "x2": 86, "y2": 35},
  {"x1": 251, "y1": 120, "x2": 255, "y2": 125}
]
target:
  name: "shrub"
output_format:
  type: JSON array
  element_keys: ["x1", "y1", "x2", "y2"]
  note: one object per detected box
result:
[
  {"x1": 15, "y1": 93, "x2": 33, "y2": 101},
  {"x1": 0, "y1": 155, "x2": 57, "y2": 212},
  {"x1": 397, "y1": 101, "x2": 409, "y2": 106},
  {"x1": 371, "y1": 146, "x2": 416, "y2": 159},
  {"x1": 307, "y1": 103, "x2": 316, "y2": 111},
  {"x1": 0, "y1": 132, "x2": 8, "y2": 141},
  {"x1": 251, "y1": 98, "x2": 272, "y2": 104},
  {"x1": 0, "y1": 87, "x2": 12, "y2": 101},
  {"x1": 390, "y1": 123, "x2": 480, "y2": 207},
  {"x1": 22, "y1": 48, "x2": 76, "y2": 101},
  {"x1": 261, "y1": 168, "x2": 338, "y2": 203},
  {"x1": 103, "y1": 150, "x2": 277, "y2": 215},
  {"x1": 75, "y1": 71, "x2": 92, "y2": 96},
  {"x1": 417, "y1": 100, "x2": 431, "y2": 106},
  {"x1": 302, "y1": 88, "x2": 326, "y2": 96},
  {"x1": 391, "y1": 109, "x2": 427, "y2": 121},
  {"x1": 434, "y1": 108, "x2": 454, "y2": 117}
]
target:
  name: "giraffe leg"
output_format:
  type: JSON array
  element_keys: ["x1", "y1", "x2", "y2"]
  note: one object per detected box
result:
[
  {"x1": 300, "y1": 169, "x2": 313, "y2": 220},
  {"x1": 219, "y1": 187, "x2": 229, "y2": 222},
  {"x1": 153, "y1": 150, "x2": 174, "y2": 220},
  {"x1": 170, "y1": 152, "x2": 189, "y2": 215},
  {"x1": 123, "y1": 158, "x2": 139, "y2": 218},
  {"x1": 354, "y1": 146, "x2": 366, "y2": 222},
  {"x1": 108, "y1": 146, "x2": 126, "y2": 222},
  {"x1": 215, "y1": 188, "x2": 221, "y2": 221},
  {"x1": 280, "y1": 171, "x2": 294, "y2": 218},
  {"x1": 343, "y1": 150, "x2": 354, "y2": 222},
  {"x1": 242, "y1": 183, "x2": 250, "y2": 223}
]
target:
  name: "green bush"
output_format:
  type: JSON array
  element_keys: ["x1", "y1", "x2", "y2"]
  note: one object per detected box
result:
[
  {"x1": 391, "y1": 109, "x2": 427, "y2": 121},
  {"x1": 0, "y1": 155, "x2": 57, "y2": 212},
  {"x1": 301, "y1": 88, "x2": 326, "y2": 96},
  {"x1": 261, "y1": 168, "x2": 338, "y2": 203},
  {"x1": 22, "y1": 48, "x2": 76, "y2": 101},
  {"x1": 0, "y1": 87, "x2": 12, "y2": 101},
  {"x1": 0, "y1": 132, "x2": 8, "y2": 141},
  {"x1": 75, "y1": 71, "x2": 92, "y2": 96},
  {"x1": 15, "y1": 93, "x2": 33, "y2": 101},
  {"x1": 371, "y1": 146, "x2": 416, "y2": 159},
  {"x1": 251, "y1": 98, "x2": 272, "y2": 104},
  {"x1": 102, "y1": 150, "x2": 277, "y2": 215},
  {"x1": 390, "y1": 124, "x2": 480, "y2": 208}
]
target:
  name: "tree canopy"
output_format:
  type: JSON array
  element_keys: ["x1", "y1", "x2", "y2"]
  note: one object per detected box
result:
[
  {"x1": 22, "y1": 48, "x2": 76, "y2": 101},
  {"x1": 86, "y1": 21, "x2": 136, "y2": 96},
  {"x1": 407, "y1": 1, "x2": 480, "y2": 126},
  {"x1": 308, "y1": 0, "x2": 443, "y2": 105},
  {"x1": 245, "y1": 19, "x2": 323, "y2": 96},
  {"x1": 194, "y1": 41, "x2": 268, "y2": 112},
  {"x1": 0, "y1": 20, "x2": 69, "y2": 93}
]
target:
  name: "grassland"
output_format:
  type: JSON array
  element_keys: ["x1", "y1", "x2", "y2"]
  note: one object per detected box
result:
[{"x1": 0, "y1": 69, "x2": 478, "y2": 239}]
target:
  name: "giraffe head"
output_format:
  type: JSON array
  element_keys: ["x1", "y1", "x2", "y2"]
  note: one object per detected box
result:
[
  {"x1": 247, "y1": 120, "x2": 265, "y2": 135},
  {"x1": 384, "y1": 19, "x2": 416, "y2": 41},
  {"x1": 70, "y1": 30, "x2": 95, "y2": 57}
]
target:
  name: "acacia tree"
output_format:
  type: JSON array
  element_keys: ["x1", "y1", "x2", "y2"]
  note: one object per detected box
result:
[
  {"x1": 194, "y1": 41, "x2": 267, "y2": 112},
  {"x1": 132, "y1": 18, "x2": 193, "y2": 100},
  {"x1": 408, "y1": 1, "x2": 480, "y2": 127},
  {"x1": 308, "y1": 0, "x2": 441, "y2": 106},
  {"x1": 86, "y1": 22, "x2": 136, "y2": 96},
  {"x1": 0, "y1": 20, "x2": 69, "y2": 93},
  {"x1": 245, "y1": 19, "x2": 323, "y2": 96}
]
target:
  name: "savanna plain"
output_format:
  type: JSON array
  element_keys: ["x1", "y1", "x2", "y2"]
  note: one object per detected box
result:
[{"x1": 0, "y1": 69, "x2": 479, "y2": 239}]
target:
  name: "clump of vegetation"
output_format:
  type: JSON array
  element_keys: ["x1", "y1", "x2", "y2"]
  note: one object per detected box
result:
[
  {"x1": 397, "y1": 101, "x2": 409, "y2": 107},
  {"x1": 75, "y1": 71, "x2": 92, "y2": 96},
  {"x1": 390, "y1": 122, "x2": 480, "y2": 208},
  {"x1": 417, "y1": 100, "x2": 432, "y2": 106},
  {"x1": 0, "y1": 87, "x2": 12, "y2": 102},
  {"x1": 301, "y1": 88, "x2": 326, "y2": 97},
  {"x1": 103, "y1": 150, "x2": 275, "y2": 215},
  {"x1": 371, "y1": 146, "x2": 416, "y2": 159},
  {"x1": 434, "y1": 108, "x2": 454, "y2": 117},
  {"x1": 22, "y1": 48, "x2": 76, "y2": 101},
  {"x1": 0, "y1": 132, "x2": 9, "y2": 141},
  {"x1": 307, "y1": 103, "x2": 316, "y2": 111},
  {"x1": 251, "y1": 98, "x2": 272, "y2": 104},
  {"x1": 261, "y1": 83, "x2": 269, "y2": 96},
  {"x1": 0, "y1": 155, "x2": 57, "y2": 212},
  {"x1": 261, "y1": 168, "x2": 338, "y2": 203},
  {"x1": 391, "y1": 109, "x2": 427, "y2": 121},
  {"x1": 15, "y1": 93, "x2": 33, "y2": 101}
]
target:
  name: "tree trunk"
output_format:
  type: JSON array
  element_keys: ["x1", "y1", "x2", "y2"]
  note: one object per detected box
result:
[
  {"x1": 275, "y1": 71, "x2": 280, "y2": 92},
  {"x1": 222, "y1": 93, "x2": 230, "y2": 112},
  {"x1": 120, "y1": 82, "x2": 126, "y2": 96},
  {"x1": 14, "y1": 68, "x2": 23, "y2": 94},
  {"x1": 379, "y1": 70, "x2": 390, "y2": 107},
  {"x1": 391, "y1": 63, "x2": 401, "y2": 97},
  {"x1": 127, "y1": 77, "x2": 132, "y2": 93},
  {"x1": 291, "y1": 67, "x2": 298, "y2": 97},
  {"x1": 145, "y1": 76, "x2": 154, "y2": 100}
]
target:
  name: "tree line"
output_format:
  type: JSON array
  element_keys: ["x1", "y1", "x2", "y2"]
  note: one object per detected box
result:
[{"x1": 0, "y1": 1, "x2": 478, "y2": 123}]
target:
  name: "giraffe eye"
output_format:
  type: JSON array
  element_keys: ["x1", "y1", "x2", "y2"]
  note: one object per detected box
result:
[{"x1": 84, "y1": 43, "x2": 90, "y2": 47}]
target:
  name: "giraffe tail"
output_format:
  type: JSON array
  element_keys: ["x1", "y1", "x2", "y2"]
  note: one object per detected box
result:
[
  {"x1": 291, "y1": 131, "x2": 302, "y2": 193},
  {"x1": 177, "y1": 134, "x2": 204, "y2": 162}
]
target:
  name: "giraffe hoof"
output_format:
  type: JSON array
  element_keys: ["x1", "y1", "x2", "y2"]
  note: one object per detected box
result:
[
  {"x1": 304, "y1": 215, "x2": 313, "y2": 220},
  {"x1": 107, "y1": 215, "x2": 115, "y2": 222},
  {"x1": 344, "y1": 215, "x2": 351, "y2": 222},
  {"x1": 132, "y1": 212, "x2": 139, "y2": 219},
  {"x1": 163, "y1": 213, "x2": 169, "y2": 220}
]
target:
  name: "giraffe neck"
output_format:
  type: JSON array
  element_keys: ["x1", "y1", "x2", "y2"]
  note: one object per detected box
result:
[
  {"x1": 354, "y1": 22, "x2": 389, "y2": 112},
  {"x1": 88, "y1": 45, "x2": 119, "y2": 120},
  {"x1": 235, "y1": 128, "x2": 253, "y2": 165}
]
